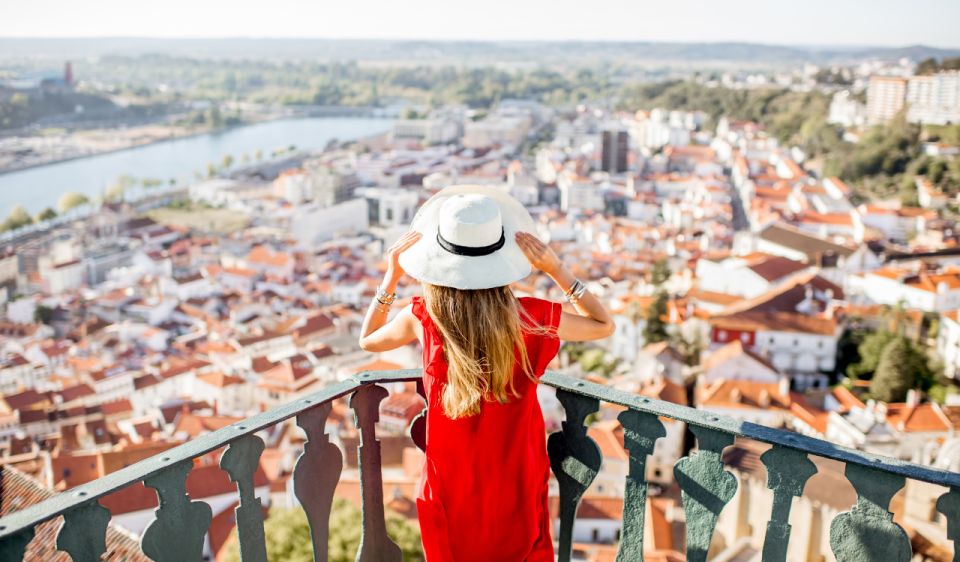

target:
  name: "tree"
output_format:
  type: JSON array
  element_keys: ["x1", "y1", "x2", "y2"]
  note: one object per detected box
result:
[
  {"x1": 205, "y1": 105, "x2": 223, "y2": 128},
  {"x1": 104, "y1": 183, "x2": 125, "y2": 203},
  {"x1": 58, "y1": 192, "x2": 90, "y2": 214},
  {"x1": 221, "y1": 154, "x2": 234, "y2": 170},
  {"x1": 650, "y1": 259, "x2": 670, "y2": 286},
  {"x1": 33, "y1": 305, "x2": 53, "y2": 325},
  {"x1": 846, "y1": 329, "x2": 896, "y2": 379},
  {"x1": 642, "y1": 290, "x2": 670, "y2": 344},
  {"x1": 578, "y1": 349, "x2": 620, "y2": 376},
  {"x1": 870, "y1": 337, "x2": 915, "y2": 402},
  {"x1": 2, "y1": 205, "x2": 33, "y2": 232},
  {"x1": 221, "y1": 500, "x2": 423, "y2": 562},
  {"x1": 35, "y1": 207, "x2": 58, "y2": 222}
]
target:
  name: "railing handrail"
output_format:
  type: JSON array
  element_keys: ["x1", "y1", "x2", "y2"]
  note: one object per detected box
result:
[
  {"x1": 0, "y1": 369, "x2": 421, "y2": 540},
  {"x1": 541, "y1": 371, "x2": 960, "y2": 489},
  {"x1": 1, "y1": 368, "x2": 958, "y2": 543}
]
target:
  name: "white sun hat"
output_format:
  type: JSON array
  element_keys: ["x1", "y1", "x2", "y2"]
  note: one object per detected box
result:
[{"x1": 397, "y1": 184, "x2": 537, "y2": 290}]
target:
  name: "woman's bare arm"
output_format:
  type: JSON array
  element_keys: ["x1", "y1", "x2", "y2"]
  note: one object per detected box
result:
[
  {"x1": 358, "y1": 231, "x2": 422, "y2": 352},
  {"x1": 515, "y1": 231, "x2": 615, "y2": 341},
  {"x1": 359, "y1": 303, "x2": 418, "y2": 352}
]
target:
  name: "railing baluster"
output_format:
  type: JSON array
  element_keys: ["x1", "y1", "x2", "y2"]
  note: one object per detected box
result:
[
  {"x1": 0, "y1": 528, "x2": 34, "y2": 561},
  {"x1": 410, "y1": 379, "x2": 427, "y2": 452},
  {"x1": 936, "y1": 487, "x2": 960, "y2": 562},
  {"x1": 56, "y1": 501, "x2": 111, "y2": 562},
  {"x1": 614, "y1": 409, "x2": 665, "y2": 562},
  {"x1": 674, "y1": 425, "x2": 737, "y2": 562},
  {"x1": 547, "y1": 388, "x2": 602, "y2": 562},
  {"x1": 294, "y1": 401, "x2": 344, "y2": 562},
  {"x1": 221, "y1": 434, "x2": 268, "y2": 562},
  {"x1": 350, "y1": 384, "x2": 403, "y2": 562},
  {"x1": 828, "y1": 463, "x2": 912, "y2": 562},
  {"x1": 140, "y1": 460, "x2": 213, "y2": 562},
  {"x1": 759, "y1": 446, "x2": 817, "y2": 562}
]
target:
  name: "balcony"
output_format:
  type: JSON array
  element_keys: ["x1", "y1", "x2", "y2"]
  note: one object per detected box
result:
[{"x1": 1, "y1": 369, "x2": 958, "y2": 562}]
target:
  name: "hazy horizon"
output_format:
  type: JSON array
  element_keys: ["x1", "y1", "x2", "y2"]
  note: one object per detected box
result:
[
  {"x1": 3, "y1": 0, "x2": 959, "y2": 49},
  {"x1": 1, "y1": 37, "x2": 958, "y2": 50}
]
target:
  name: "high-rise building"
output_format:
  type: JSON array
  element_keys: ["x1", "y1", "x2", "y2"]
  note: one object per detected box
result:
[
  {"x1": 866, "y1": 76, "x2": 908, "y2": 124},
  {"x1": 867, "y1": 72, "x2": 960, "y2": 125},
  {"x1": 907, "y1": 72, "x2": 960, "y2": 125},
  {"x1": 601, "y1": 129, "x2": 629, "y2": 173}
]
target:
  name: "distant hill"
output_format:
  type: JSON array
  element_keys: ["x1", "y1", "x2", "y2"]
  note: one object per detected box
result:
[{"x1": 1, "y1": 38, "x2": 959, "y2": 65}]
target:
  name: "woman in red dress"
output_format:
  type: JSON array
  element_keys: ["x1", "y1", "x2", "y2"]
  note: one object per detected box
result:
[{"x1": 358, "y1": 185, "x2": 615, "y2": 561}]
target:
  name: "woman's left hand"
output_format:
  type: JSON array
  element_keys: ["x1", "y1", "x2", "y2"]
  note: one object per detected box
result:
[{"x1": 385, "y1": 230, "x2": 422, "y2": 281}]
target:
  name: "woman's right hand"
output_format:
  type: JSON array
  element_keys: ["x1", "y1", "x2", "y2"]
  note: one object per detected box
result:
[
  {"x1": 385, "y1": 230, "x2": 422, "y2": 281},
  {"x1": 515, "y1": 231, "x2": 562, "y2": 275}
]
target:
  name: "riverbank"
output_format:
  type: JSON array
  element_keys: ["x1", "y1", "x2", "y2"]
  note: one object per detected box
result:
[
  {"x1": 0, "y1": 121, "x2": 258, "y2": 176},
  {"x1": 0, "y1": 116, "x2": 395, "y2": 215},
  {"x1": 0, "y1": 105, "x2": 396, "y2": 175}
]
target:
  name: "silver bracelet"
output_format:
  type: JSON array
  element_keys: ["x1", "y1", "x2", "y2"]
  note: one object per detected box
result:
[
  {"x1": 375, "y1": 286, "x2": 396, "y2": 305},
  {"x1": 564, "y1": 279, "x2": 587, "y2": 303}
]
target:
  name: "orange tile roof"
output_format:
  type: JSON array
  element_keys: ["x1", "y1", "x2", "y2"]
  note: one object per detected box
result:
[
  {"x1": 353, "y1": 359, "x2": 404, "y2": 373},
  {"x1": 587, "y1": 420, "x2": 628, "y2": 461},
  {"x1": 174, "y1": 414, "x2": 244, "y2": 437},
  {"x1": 885, "y1": 403, "x2": 951, "y2": 433},
  {"x1": 247, "y1": 245, "x2": 292, "y2": 267},
  {"x1": 1, "y1": 466, "x2": 150, "y2": 561},
  {"x1": 702, "y1": 340, "x2": 779, "y2": 374},
  {"x1": 697, "y1": 379, "x2": 792, "y2": 411},
  {"x1": 830, "y1": 386, "x2": 866, "y2": 413},
  {"x1": 196, "y1": 371, "x2": 246, "y2": 388}
]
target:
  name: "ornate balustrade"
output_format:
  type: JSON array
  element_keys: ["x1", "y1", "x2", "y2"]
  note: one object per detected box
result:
[{"x1": 1, "y1": 369, "x2": 958, "y2": 562}]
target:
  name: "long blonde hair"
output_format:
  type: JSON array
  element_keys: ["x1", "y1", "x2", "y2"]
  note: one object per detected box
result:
[{"x1": 423, "y1": 283, "x2": 554, "y2": 419}]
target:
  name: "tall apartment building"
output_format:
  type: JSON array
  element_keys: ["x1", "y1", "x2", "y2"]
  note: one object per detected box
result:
[
  {"x1": 601, "y1": 129, "x2": 629, "y2": 173},
  {"x1": 867, "y1": 72, "x2": 960, "y2": 125},
  {"x1": 866, "y1": 76, "x2": 908, "y2": 124},
  {"x1": 907, "y1": 71, "x2": 960, "y2": 125}
]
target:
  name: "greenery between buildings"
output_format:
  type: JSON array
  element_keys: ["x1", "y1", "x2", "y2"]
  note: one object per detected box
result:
[{"x1": 222, "y1": 500, "x2": 424, "y2": 562}]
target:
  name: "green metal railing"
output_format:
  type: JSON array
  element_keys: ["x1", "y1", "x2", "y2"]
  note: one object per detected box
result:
[{"x1": 0, "y1": 369, "x2": 958, "y2": 561}]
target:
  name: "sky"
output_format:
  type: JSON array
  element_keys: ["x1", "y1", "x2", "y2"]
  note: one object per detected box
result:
[{"x1": 2, "y1": 0, "x2": 959, "y2": 48}]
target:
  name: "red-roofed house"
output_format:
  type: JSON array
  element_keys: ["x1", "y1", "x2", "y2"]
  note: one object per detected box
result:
[
  {"x1": 701, "y1": 340, "x2": 782, "y2": 384},
  {"x1": 194, "y1": 371, "x2": 255, "y2": 415},
  {"x1": 862, "y1": 266, "x2": 960, "y2": 312},
  {"x1": 245, "y1": 245, "x2": 295, "y2": 281}
]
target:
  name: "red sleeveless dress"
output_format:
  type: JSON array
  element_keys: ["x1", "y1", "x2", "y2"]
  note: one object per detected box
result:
[{"x1": 410, "y1": 295, "x2": 562, "y2": 562}]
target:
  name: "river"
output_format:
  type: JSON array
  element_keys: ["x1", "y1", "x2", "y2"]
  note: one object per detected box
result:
[{"x1": 0, "y1": 117, "x2": 393, "y2": 215}]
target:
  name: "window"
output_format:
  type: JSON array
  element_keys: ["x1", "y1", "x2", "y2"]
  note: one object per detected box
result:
[
  {"x1": 718, "y1": 330, "x2": 727, "y2": 341},
  {"x1": 740, "y1": 333, "x2": 750, "y2": 343},
  {"x1": 591, "y1": 529, "x2": 599, "y2": 542},
  {"x1": 385, "y1": 208, "x2": 394, "y2": 221},
  {"x1": 793, "y1": 339, "x2": 799, "y2": 347}
]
